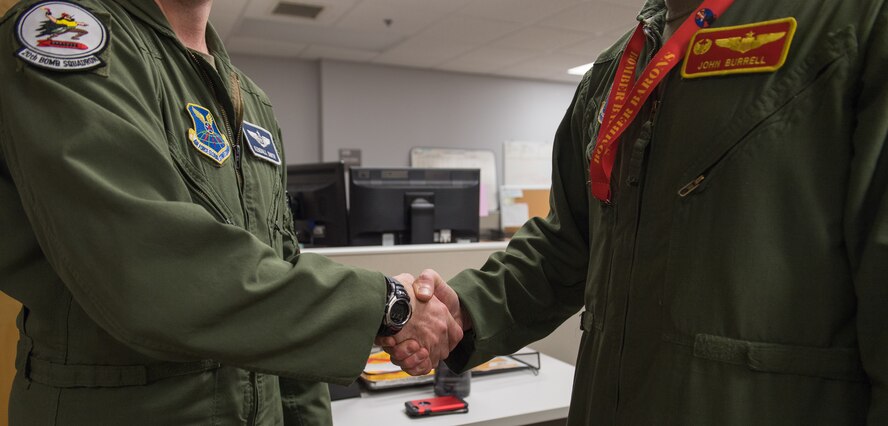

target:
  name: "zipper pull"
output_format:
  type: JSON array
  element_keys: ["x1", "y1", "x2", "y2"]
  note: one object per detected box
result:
[{"x1": 678, "y1": 175, "x2": 705, "y2": 197}]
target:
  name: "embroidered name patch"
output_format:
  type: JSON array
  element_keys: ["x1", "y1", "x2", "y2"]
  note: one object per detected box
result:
[
  {"x1": 186, "y1": 103, "x2": 231, "y2": 165},
  {"x1": 681, "y1": 17, "x2": 796, "y2": 79},
  {"x1": 15, "y1": 1, "x2": 108, "y2": 72},
  {"x1": 242, "y1": 121, "x2": 281, "y2": 165}
]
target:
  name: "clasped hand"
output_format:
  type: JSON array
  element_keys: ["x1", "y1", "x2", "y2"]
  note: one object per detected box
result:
[{"x1": 375, "y1": 270, "x2": 471, "y2": 376}]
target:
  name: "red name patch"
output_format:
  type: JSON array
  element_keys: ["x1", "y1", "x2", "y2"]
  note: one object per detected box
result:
[{"x1": 681, "y1": 17, "x2": 796, "y2": 79}]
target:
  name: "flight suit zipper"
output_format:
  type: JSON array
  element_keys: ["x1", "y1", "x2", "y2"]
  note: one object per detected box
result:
[
  {"x1": 613, "y1": 21, "x2": 663, "y2": 418},
  {"x1": 186, "y1": 50, "x2": 250, "y2": 230},
  {"x1": 246, "y1": 371, "x2": 259, "y2": 426},
  {"x1": 678, "y1": 175, "x2": 706, "y2": 197}
]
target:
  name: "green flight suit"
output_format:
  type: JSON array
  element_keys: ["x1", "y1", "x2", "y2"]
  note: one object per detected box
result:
[
  {"x1": 0, "y1": 1, "x2": 385, "y2": 424},
  {"x1": 447, "y1": 0, "x2": 888, "y2": 424}
]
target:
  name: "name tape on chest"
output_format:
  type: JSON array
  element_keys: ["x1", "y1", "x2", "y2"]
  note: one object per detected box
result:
[
  {"x1": 242, "y1": 121, "x2": 281, "y2": 165},
  {"x1": 682, "y1": 17, "x2": 796, "y2": 79},
  {"x1": 15, "y1": 1, "x2": 108, "y2": 72}
]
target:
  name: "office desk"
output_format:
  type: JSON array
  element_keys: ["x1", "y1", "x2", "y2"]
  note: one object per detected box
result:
[{"x1": 331, "y1": 351, "x2": 575, "y2": 426}]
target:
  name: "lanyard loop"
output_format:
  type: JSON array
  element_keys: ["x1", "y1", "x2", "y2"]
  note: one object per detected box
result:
[{"x1": 589, "y1": 0, "x2": 734, "y2": 202}]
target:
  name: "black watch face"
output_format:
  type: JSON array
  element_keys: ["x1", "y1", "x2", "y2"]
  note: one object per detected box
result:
[{"x1": 389, "y1": 300, "x2": 411, "y2": 325}]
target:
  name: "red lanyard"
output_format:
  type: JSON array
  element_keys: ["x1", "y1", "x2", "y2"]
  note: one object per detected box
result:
[{"x1": 589, "y1": 0, "x2": 734, "y2": 202}]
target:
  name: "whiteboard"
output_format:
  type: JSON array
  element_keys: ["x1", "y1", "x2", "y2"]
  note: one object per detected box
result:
[
  {"x1": 503, "y1": 140, "x2": 553, "y2": 187},
  {"x1": 410, "y1": 147, "x2": 498, "y2": 213}
]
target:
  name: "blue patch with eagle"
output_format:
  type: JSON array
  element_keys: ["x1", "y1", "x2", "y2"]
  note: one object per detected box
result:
[
  {"x1": 186, "y1": 103, "x2": 231, "y2": 165},
  {"x1": 242, "y1": 120, "x2": 281, "y2": 165}
]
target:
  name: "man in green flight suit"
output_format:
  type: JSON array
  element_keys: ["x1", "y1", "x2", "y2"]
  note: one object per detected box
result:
[
  {"x1": 384, "y1": 0, "x2": 888, "y2": 424},
  {"x1": 0, "y1": 0, "x2": 461, "y2": 424}
]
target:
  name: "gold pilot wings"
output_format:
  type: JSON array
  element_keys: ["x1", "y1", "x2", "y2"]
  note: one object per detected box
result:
[{"x1": 682, "y1": 17, "x2": 797, "y2": 78}]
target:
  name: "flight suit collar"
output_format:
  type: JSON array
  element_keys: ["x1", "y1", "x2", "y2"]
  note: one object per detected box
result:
[
  {"x1": 639, "y1": 0, "x2": 667, "y2": 22},
  {"x1": 638, "y1": 0, "x2": 667, "y2": 34}
]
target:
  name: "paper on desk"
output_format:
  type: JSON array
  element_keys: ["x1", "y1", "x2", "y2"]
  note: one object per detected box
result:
[{"x1": 363, "y1": 351, "x2": 404, "y2": 374}]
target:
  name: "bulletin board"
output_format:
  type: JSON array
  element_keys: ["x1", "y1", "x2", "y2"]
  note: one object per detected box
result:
[{"x1": 501, "y1": 186, "x2": 551, "y2": 234}]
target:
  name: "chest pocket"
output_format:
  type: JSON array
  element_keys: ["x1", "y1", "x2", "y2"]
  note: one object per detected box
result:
[
  {"x1": 166, "y1": 101, "x2": 240, "y2": 225},
  {"x1": 672, "y1": 26, "x2": 856, "y2": 195}
]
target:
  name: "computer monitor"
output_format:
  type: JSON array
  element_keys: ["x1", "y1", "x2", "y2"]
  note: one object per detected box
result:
[
  {"x1": 286, "y1": 162, "x2": 349, "y2": 247},
  {"x1": 348, "y1": 167, "x2": 480, "y2": 246}
]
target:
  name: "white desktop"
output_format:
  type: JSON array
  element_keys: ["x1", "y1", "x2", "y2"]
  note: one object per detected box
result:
[{"x1": 331, "y1": 350, "x2": 575, "y2": 426}]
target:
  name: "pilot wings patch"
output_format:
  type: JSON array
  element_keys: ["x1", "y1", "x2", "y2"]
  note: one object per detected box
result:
[
  {"x1": 242, "y1": 121, "x2": 281, "y2": 165},
  {"x1": 682, "y1": 17, "x2": 796, "y2": 79}
]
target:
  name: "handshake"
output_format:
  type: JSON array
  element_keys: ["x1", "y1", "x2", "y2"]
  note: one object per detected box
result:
[{"x1": 374, "y1": 269, "x2": 472, "y2": 376}]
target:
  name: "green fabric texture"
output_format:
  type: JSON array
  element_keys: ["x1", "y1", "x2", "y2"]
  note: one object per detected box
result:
[
  {"x1": 0, "y1": 0, "x2": 385, "y2": 424},
  {"x1": 448, "y1": 0, "x2": 888, "y2": 424}
]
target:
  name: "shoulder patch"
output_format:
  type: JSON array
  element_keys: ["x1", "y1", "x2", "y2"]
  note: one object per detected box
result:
[
  {"x1": 242, "y1": 121, "x2": 281, "y2": 165},
  {"x1": 14, "y1": 1, "x2": 108, "y2": 72}
]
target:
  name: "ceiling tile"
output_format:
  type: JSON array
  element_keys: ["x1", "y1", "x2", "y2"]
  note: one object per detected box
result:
[
  {"x1": 243, "y1": 0, "x2": 361, "y2": 26},
  {"x1": 373, "y1": 37, "x2": 476, "y2": 68},
  {"x1": 440, "y1": 46, "x2": 539, "y2": 73},
  {"x1": 226, "y1": 36, "x2": 308, "y2": 57},
  {"x1": 299, "y1": 44, "x2": 379, "y2": 61},
  {"x1": 335, "y1": 0, "x2": 446, "y2": 35},
  {"x1": 492, "y1": 26, "x2": 590, "y2": 52},
  {"x1": 538, "y1": 2, "x2": 640, "y2": 35},
  {"x1": 209, "y1": 0, "x2": 249, "y2": 40},
  {"x1": 221, "y1": 0, "x2": 650, "y2": 83},
  {"x1": 558, "y1": 35, "x2": 621, "y2": 58},
  {"x1": 235, "y1": 17, "x2": 403, "y2": 51},
  {"x1": 419, "y1": 15, "x2": 521, "y2": 44},
  {"x1": 457, "y1": 0, "x2": 583, "y2": 24},
  {"x1": 502, "y1": 52, "x2": 592, "y2": 76}
]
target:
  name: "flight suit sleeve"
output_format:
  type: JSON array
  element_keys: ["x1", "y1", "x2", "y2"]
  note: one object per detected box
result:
[
  {"x1": 276, "y1": 125, "x2": 301, "y2": 263},
  {"x1": 847, "y1": 4, "x2": 888, "y2": 423},
  {"x1": 0, "y1": 9, "x2": 383, "y2": 385},
  {"x1": 445, "y1": 81, "x2": 593, "y2": 370}
]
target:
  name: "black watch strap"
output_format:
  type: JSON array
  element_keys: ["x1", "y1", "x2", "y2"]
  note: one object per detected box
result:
[{"x1": 378, "y1": 276, "x2": 411, "y2": 336}]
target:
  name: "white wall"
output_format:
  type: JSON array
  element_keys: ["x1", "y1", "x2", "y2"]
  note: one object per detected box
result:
[
  {"x1": 320, "y1": 60, "x2": 576, "y2": 183},
  {"x1": 230, "y1": 54, "x2": 321, "y2": 165},
  {"x1": 230, "y1": 55, "x2": 578, "y2": 178}
]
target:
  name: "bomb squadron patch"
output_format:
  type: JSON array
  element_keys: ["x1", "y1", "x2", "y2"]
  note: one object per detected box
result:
[{"x1": 15, "y1": 1, "x2": 108, "y2": 72}]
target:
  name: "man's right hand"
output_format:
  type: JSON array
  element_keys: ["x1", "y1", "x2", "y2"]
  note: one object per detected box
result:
[
  {"x1": 377, "y1": 269, "x2": 471, "y2": 374},
  {"x1": 374, "y1": 273, "x2": 462, "y2": 376}
]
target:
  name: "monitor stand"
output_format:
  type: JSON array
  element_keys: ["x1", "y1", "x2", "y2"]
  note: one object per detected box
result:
[{"x1": 406, "y1": 192, "x2": 435, "y2": 244}]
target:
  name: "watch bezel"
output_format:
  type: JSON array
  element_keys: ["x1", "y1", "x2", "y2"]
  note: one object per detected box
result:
[{"x1": 378, "y1": 276, "x2": 412, "y2": 336}]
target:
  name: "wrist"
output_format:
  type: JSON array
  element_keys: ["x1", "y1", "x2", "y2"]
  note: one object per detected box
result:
[{"x1": 377, "y1": 276, "x2": 412, "y2": 336}]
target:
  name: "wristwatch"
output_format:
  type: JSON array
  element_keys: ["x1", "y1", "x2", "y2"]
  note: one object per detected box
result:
[{"x1": 378, "y1": 276, "x2": 412, "y2": 336}]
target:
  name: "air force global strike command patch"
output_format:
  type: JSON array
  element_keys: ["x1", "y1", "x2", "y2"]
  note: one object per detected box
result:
[
  {"x1": 187, "y1": 103, "x2": 231, "y2": 165},
  {"x1": 242, "y1": 121, "x2": 281, "y2": 165},
  {"x1": 15, "y1": 1, "x2": 108, "y2": 72}
]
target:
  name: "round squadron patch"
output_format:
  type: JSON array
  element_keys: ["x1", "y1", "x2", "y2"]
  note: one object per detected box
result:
[
  {"x1": 695, "y1": 8, "x2": 716, "y2": 28},
  {"x1": 15, "y1": 1, "x2": 108, "y2": 72}
]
